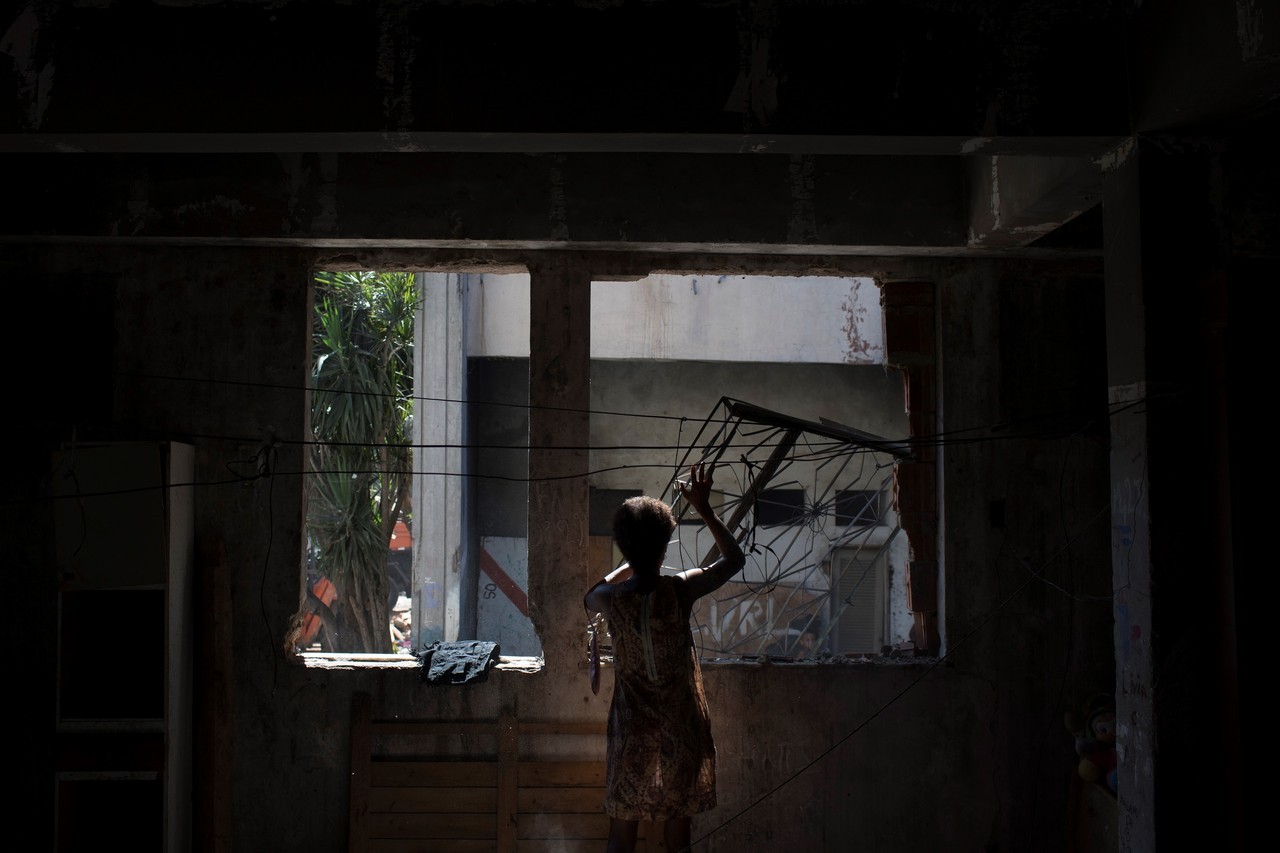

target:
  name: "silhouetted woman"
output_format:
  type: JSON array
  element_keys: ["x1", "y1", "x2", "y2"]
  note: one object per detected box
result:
[{"x1": 584, "y1": 463, "x2": 746, "y2": 853}]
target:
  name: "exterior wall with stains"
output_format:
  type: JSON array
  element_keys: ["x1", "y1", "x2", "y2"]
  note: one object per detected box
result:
[{"x1": 469, "y1": 273, "x2": 885, "y2": 365}]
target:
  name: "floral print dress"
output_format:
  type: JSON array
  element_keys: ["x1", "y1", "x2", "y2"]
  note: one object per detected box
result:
[{"x1": 603, "y1": 575, "x2": 717, "y2": 821}]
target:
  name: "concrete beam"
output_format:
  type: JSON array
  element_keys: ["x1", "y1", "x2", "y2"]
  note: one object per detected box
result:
[
  {"x1": 966, "y1": 155, "x2": 1103, "y2": 249},
  {"x1": 1, "y1": 150, "x2": 969, "y2": 250},
  {"x1": 0, "y1": 132, "x2": 1125, "y2": 158}
]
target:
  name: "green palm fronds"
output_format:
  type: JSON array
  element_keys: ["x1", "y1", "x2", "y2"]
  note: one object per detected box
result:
[{"x1": 306, "y1": 270, "x2": 420, "y2": 652}]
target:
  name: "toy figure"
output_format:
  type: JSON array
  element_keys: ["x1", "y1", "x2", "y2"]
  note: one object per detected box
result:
[{"x1": 1066, "y1": 693, "x2": 1118, "y2": 796}]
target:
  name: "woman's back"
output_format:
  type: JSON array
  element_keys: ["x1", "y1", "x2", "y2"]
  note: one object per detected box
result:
[
  {"x1": 582, "y1": 463, "x2": 744, "y2": 850},
  {"x1": 604, "y1": 575, "x2": 716, "y2": 821}
]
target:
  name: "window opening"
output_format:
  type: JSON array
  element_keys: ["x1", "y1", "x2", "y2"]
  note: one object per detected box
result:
[
  {"x1": 299, "y1": 270, "x2": 917, "y2": 663},
  {"x1": 302, "y1": 271, "x2": 418, "y2": 655},
  {"x1": 755, "y1": 488, "x2": 808, "y2": 526},
  {"x1": 300, "y1": 270, "x2": 535, "y2": 657},
  {"x1": 586, "y1": 273, "x2": 913, "y2": 662},
  {"x1": 835, "y1": 488, "x2": 880, "y2": 527},
  {"x1": 830, "y1": 546, "x2": 886, "y2": 654}
]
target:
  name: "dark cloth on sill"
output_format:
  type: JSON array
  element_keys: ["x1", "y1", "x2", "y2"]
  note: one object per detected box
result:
[{"x1": 416, "y1": 640, "x2": 501, "y2": 685}]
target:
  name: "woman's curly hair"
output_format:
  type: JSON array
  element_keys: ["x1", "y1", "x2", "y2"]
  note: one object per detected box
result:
[{"x1": 612, "y1": 496, "x2": 677, "y2": 571}]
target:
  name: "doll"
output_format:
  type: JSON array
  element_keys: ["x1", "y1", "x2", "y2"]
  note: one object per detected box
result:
[{"x1": 1066, "y1": 693, "x2": 1117, "y2": 796}]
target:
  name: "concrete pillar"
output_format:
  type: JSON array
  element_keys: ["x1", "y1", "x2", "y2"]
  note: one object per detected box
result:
[
  {"x1": 413, "y1": 272, "x2": 470, "y2": 643},
  {"x1": 1102, "y1": 139, "x2": 1156, "y2": 851},
  {"x1": 526, "y1": 255, "x2": 591, "y2": 674},
  {"x1": 1103, "y1": 135, "x2": 1242, "y2": 850}
]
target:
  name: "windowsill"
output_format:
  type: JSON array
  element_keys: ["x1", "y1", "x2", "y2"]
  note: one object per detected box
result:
[
  {"x1": 583, "y1": 653, "x2": 937, "y2": 671},
  {"x1": 292, "y1": 652, "x2": 545, "y2": 673},
  {"x1": 291, "y1": 652, "x2": 932, "y2": 672},
  {"x1": 698, "y1": 654, "x2": 936, "y2": 668}
]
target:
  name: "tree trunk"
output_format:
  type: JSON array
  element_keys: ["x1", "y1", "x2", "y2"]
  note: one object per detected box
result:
[{"x1": 333, "y1": 555, "x2": 392, "y2": 653}]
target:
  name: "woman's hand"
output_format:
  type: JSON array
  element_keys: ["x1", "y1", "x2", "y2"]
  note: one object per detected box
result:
[
  {"x1": 677, "y1": 462, "x2": 714, "y2": 514},
  {"x1": 673, "y1": 460, "x2": 745, "y2": 597}
]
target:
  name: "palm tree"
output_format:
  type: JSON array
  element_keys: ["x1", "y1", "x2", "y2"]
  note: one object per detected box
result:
[{"x1": 306, "y1": 270, "x2": 418, "y2": 652}]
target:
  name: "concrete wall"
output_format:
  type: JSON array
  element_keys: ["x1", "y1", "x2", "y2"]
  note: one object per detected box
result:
[
  {"x1": 470, "y1": 273, "x2": 885, "y2": 364},
  {"x1": 9, "y1": 241, "x2": 1112, "y2": 852},
  {"x1": 6, "y1": 0, "x2": 1268, "y2": 850}
]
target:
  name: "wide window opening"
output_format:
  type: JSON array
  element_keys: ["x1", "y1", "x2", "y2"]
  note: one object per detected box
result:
[
  {"x1": 297, "y1": 269, "x2": 918, "y2": 664},
  {"x1": 298, "y1": 270, "x2": 534, "y2": 658},
  {"x1": 587, "y1": 274, "x2": 915, "y2": 662}
]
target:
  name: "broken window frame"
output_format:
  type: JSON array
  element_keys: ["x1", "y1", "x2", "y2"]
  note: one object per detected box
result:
[{"x1": 658, "y1": 397, "x2": 914, "y2": 661}]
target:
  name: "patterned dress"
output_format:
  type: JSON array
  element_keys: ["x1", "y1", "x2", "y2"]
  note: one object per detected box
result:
[{"x1": 603, "y1": 574, "x2": 717, "y2": 821}]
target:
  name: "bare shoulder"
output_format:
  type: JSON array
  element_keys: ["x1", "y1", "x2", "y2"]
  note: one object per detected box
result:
[
  {"x1": 584, "y1": 580, "x2": 616, "y2": 618},
  {"x1": 672, "y1": 565, "x2": 716, "y2": 604}
]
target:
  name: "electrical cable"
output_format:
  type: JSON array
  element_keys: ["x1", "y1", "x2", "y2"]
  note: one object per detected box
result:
[
  {"x1": 257, "y1": 441, "x2": 280, "y2": 693},
  {"x1": 14, "y1": 394, "x2": 1154, "y2": 511},
  {"x1": 687, "y1": 537, "x2": 1073, "y2": 850},
  {"x1": 42, "y1": 360, "x2": 1134, "y2": 846}
]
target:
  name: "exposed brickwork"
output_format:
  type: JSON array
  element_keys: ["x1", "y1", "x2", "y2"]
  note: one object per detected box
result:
[
  {"x1": 883, "y1": 280, "x2": 940, "y2": 654},
  {"x1": 884, "y1": 310, "x2": 935, "y2": 362},
  {"x1": 881, "y1": 280, "x2": 936, "y2": 306},
  {"x1": 894, "y1": 463, "x2": 936, "y2": 513},
  {"x1": 903, "y1": 367, "x2": 937, "y2": 464},
  {"x1": 906, "y1": 559, "x2": 938, "y2": 612}
]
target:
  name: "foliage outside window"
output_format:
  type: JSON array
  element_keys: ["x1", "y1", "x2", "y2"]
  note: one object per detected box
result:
[{"x1": 304, "y1": 271, "x2": 419, "y2": 653}]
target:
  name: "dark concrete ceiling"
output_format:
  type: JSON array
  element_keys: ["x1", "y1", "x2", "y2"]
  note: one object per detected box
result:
[{"x1": 1, "y1": 0, "x2": 1273, "y2": 256}]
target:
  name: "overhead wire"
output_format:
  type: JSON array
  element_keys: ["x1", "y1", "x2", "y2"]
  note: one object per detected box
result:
[
  {"x1": 45, "y1": 353, "x2": 1143, "y2": 847},
  {"x1": 17, "y1": 389, "x2": 1143, "y2": 505},
  {"x1": 42, "y1": 274, "x2": 1168, "y2": 845},
  {"x1": 41, "y1": 404, "x2": 1124, "y2": 849},
  {"x1": 687, "y1": 497, "x2": 1114, "y2": 850},
  {"x1": 17, "y1": 361, "x2": 1172, "y2": 502}
]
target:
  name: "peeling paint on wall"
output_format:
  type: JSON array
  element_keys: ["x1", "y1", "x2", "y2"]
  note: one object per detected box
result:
[
  {"x1": 1098, "y1": 137, "x2": 1136, "y2": 173},
  {"x1": 116, "y1": 170, "x2": 156, "y2": 237},
  {"x1": 376, "y1": 5, "x2": 417, "y2": 130},
  {"x1": 548, "y1": 155, "x2": 570, "y2": 242},
  {"x1": 840, "y1": 279, "x2": 875, "y2": 363},
  {"x1": 989, "y1": 155, "x2": 1002, "y2": 229},
  {"x1": 173, "y1": 196, "x2": 252, "y2": 223},
  {"x1": 787, "y1": 153, "x2": 818, "y2": 245},
  {"x1": 723, "y1": 0, "x2": 780, "y2": 127},
  {"x1": 1237, "y1": 0, "x2": 1265, "y2": 62},
  {"x1": 1, "y1": 4, "x2": 51, "y2": 129},
  {"x1": 586, "y1": 274, "x2": 885, "y2": 364},
  {"x1": 315, "y1": 152, "x2": 340, "y2": 234},
  {"x1": 1107, "y1": 379, "x2": 1146, "y2": 403}
]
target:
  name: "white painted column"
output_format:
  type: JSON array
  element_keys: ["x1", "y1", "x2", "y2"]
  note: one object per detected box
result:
[{"x1": 412, "y1": 272, "x2": 469, "y2": 644}]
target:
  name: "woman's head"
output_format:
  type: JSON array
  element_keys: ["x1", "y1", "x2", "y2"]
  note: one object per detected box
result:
[{"x1": 612, "y1": 496, "x2": 677, "y2": 572}]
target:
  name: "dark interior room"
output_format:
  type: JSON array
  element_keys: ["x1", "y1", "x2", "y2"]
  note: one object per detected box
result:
[{"x1": 4, "y1": 1, "x2": 1270, "y2": 851}]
